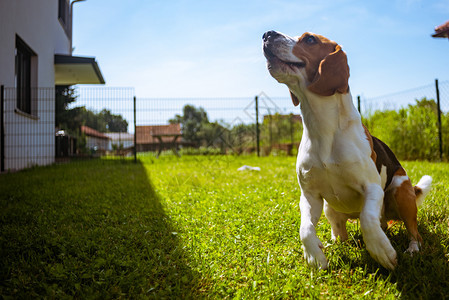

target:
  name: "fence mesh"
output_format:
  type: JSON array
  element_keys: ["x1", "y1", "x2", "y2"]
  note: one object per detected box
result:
[
  {"x1": 135, "y1": 94, "x2": 301, "y2": 155},
  {"x1": 360, "y1": 80, "x2": 449, "y2": 114},
  {"x1": 1, "y1": 80, "x2": 448, "y2": 171},
  {"x1": 2, "y1": 88, "x2": 55, "y2": 170},
  {"x1": 360, "y1": 80, "x2": 449, "y2": 161},
  {"x1": 1, "y1": 86, "x2": 135, "y2": 171}
]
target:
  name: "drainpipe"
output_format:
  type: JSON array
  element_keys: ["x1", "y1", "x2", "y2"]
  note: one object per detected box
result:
[
  {"x1": 1, "y1": 85, "x2": 4, "y2": 172},
  {"x1": 70, "y1": 0, "x2": 86, "y2": 54}
]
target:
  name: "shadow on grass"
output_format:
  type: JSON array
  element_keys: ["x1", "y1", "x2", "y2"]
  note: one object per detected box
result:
[
  {"x1": 390, "y1": 219, "x2": 449, "y2": 299},
  {"x1": 330, "y1": 222, "x2": 449, "y2": 299},
  {"x1": 0, "y1": 159, "x2": 203, "y2": 298}
]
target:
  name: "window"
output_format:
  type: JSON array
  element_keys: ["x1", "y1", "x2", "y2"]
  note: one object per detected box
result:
[
  {"x1": 58, "y1": 0, "x2": 70, "y2": 36},
  {"x1": 15, "y1": 35, "x2": 36, "y2": 115},
  {"x1": 58, "y1": 0, "x2": 69, "y2": 27}
]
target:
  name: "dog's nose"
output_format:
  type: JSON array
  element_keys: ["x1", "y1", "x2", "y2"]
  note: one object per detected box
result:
[{"x1": 263, "y1": 30, "x2": 278, "y2": 42}]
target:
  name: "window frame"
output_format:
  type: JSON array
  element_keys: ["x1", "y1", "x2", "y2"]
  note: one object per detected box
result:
[
  {"x1": 58, "y1": 0, "x2": 71, "y2": 37},
  {"x1": 15, "y1": 35, "x2": 37, "y2": 118}
]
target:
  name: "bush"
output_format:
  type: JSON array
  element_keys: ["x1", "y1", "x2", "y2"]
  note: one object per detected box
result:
[
  {"x1": 363, "y1": 98, "x2": 446, "y2": 160},
  {"x1": 260, "y1": 113, "x2": 303, "y2": 148}
]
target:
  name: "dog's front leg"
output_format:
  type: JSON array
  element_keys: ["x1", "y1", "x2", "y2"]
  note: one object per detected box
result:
[
  {"x1": 299, "y1": 192, "x2": 328, "y2": 269},
  {"x1": 360, "y1": 183, "x2": 397, "y2": 270}
]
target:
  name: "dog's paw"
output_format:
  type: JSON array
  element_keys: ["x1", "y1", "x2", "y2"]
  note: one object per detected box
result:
[
  {"x1": 365, "y1": 237, "x2": 397, "y2": 270},
  {"x1": 303, "y1": 242, "x2": 328, "y2": 270},
  {"x1": 405, "y1": 240, "x2": 420, "y2": 255}
]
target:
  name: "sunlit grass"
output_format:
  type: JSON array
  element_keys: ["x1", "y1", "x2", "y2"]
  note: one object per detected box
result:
[{"x1": 1, "y1": 155, "x2": 448, "y2": 298}]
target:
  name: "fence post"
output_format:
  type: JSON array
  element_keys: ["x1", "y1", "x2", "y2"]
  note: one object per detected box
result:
[
  {"x1": 357, "y1": 95, "x2": 361, "y2": 114},
  {"x1": 1, "y1": 85, "x2": 4, "y2": 172},
  {"x1": 435, "y1": 79, "x2": 443, "y2": 161},
  {"x1": 133, "y1": 96, "x2": 137, "y2": 163},
  {"x1": 255, "y1": 96, "x2": 260, "y2": 157}
]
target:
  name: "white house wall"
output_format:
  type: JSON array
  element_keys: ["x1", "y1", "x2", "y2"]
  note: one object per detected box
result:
[
  {"x1": 3, "y1": 88, "x2": 55, "y2": 170},
  {"x1": 0, "y1": 0, "x2": 71, "y2": 170}
]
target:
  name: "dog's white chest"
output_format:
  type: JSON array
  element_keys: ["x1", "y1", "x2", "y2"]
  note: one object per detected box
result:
[
  {"x1": 298, "y1": 160, "x2": 367, "y2": 213},
  {"x1": 296, "y1": 131, "x2": 380, "y2": 214}
]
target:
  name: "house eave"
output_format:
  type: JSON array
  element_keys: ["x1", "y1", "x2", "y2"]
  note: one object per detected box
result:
[
  {"x1": 54, "y1": 54, "x2": 105, "y2": 85},
  {"x1": 432, "y1": 20, "x2": 449, "y2": 39}
]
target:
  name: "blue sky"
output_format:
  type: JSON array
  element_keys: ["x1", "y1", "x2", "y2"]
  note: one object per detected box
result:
[{"x1": 73, "y1": 0, "x2": 448, "y2": 99}]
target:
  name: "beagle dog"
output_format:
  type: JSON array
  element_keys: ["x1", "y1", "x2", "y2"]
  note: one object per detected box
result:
[{"x1": 262, "y1": 30, "x2": 432, "y2": 270}]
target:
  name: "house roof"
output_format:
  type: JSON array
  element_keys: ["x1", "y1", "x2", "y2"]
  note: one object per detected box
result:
[
  {"x1": 81, "y1": 126, "x2": 110, "y2": 140},
  {"x1": 54, "y1": 54, "x2": 105, "y2": 85},
  {"x1": 432, "y1": 20, "x2": 449, "y2": 38},
  {"x1": 136, "y1": 124, "x2": 181, "y2": 144}
]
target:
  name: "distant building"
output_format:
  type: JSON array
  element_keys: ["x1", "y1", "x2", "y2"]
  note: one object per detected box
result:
[
  {"x1": 0, "y1": 0, "x2": 105, "y2": 171},
  {"x1": 81, "y1": 126, "x2": 109, "y2": 153},
  {"x1": 432, "y1": 20, "x2": 449, "y2": 40},
  {"x1": 136, "y1": 124, "x2": 182, "y2": 152},
  {"x1": 105, "y1": 132, "x2": 134, "y2": 151}
]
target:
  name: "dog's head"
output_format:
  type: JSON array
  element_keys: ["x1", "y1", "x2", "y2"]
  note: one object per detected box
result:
[{"x1": 263, "y1": 31, "x2": 350, "y2": 106}]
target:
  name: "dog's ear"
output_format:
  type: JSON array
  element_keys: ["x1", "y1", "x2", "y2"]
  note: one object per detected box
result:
[
  {"x1": 290, "y1": 91, "x2": 300, "y2": 106},
  {"x1": 308, "y1": 45, "x2": 349, "y2": 97}
]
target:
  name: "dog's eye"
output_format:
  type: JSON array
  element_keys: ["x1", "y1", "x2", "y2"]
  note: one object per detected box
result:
[{"x1": 305, "y1": 35, "x2": 317, "y2": 44}]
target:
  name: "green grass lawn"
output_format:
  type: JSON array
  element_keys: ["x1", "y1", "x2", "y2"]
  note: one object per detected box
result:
[{"x1": 1, "y1": 155, "x2": 448, "y2": 298}]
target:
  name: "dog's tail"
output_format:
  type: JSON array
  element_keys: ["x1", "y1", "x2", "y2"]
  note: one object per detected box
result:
[{"x1": 414, "y1": 175, "x2": 432, "y2": 207}]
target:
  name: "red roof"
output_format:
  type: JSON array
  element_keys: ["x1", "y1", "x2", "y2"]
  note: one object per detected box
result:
[
  {"x1": 136, "y1": 124, "x2": 181, "y2": 144},
  {"x1": 432, "y1": 20, "x2": 449, "y2": 38},
  {"x1": 81, "y1": 125, "x2": 110, "y2": 140}
]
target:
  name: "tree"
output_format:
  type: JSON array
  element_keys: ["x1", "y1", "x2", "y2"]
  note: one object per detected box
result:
[
  {"x1": 55, "y1": 86, "x2": 77, "y2": 132},
  {"x1": 98, "y1": 109, "x2": 128, "y2": 132},
  {"x1": 55, "y1": 86, "x2": 128, "y2": 134},
  {"x1": 198, "y1": 121, "x2": 228, "y2": 147},
  {"x1": 169, "y1": 105, "x2": 209, "y2": 144},
  {"x1": 261, "y1": 113, "x2": 303, "y2": 147},
  {"x1": 169, "y1": 105, "x2": 264, "y2": 152},
  {"x1": 414, "y1": 97, "x2": 438, "y2": 115}
]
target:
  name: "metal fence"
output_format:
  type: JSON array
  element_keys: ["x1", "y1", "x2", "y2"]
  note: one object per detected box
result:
[
  {"x1": 1, "y1": 80, "x2": 448, "y2": 171},
  {"x1": 359, "y1": 80, "x2": 449, "y2": 161},
  {"x1": 136, "y1": 93, "x2": 302, "y2": 156},
  {"x1": 0, "y1": 86, "x2": 135, "y2": 171},
  {"x1": 359, "y1": 80, "x2": 449, "y2": 113},
  {"x1": 0, "y1": 86, "x2": 302, "y2": 171},
  {"x1": 1, "y1": 87, "x2": 55, "y2": 171}
]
